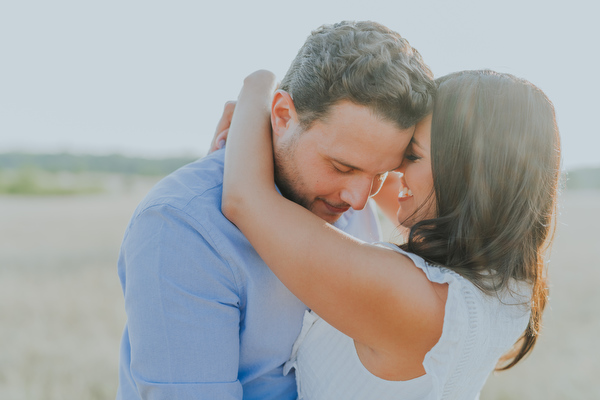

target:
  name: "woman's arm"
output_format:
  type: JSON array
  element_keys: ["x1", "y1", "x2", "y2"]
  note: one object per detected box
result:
[{"x1": 222, "y1": 71, "x2": 444, "y2": 359}]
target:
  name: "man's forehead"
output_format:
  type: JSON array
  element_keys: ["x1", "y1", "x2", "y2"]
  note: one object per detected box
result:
[{"x1": 303, "y1": 106, "x2": 413, "y2": 170}]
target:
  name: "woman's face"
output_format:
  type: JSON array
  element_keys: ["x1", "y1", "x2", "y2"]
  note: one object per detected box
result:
[{"x1": 396, "y1": 114, "x2": 435, "y2": 228}]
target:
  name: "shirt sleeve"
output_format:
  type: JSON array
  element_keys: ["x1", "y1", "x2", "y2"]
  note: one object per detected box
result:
[{"x1": 119, "y1": 203, "x2": 243, "y2": 399}]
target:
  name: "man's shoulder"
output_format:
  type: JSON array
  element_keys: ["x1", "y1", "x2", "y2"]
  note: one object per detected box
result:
[{"x1": 135, "y1": 150, "x2": 226, "y2": 219}]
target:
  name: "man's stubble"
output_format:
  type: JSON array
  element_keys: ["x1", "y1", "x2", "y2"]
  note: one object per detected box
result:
[{"x1": 273, "y1": 135, "x2": 313, "y2": 213}]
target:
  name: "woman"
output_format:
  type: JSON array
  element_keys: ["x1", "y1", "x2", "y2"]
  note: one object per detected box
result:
[{"x1": 220, "y1": 69, "x2": 561, "y2": 399}]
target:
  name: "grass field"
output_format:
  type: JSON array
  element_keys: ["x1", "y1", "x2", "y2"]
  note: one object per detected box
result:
[{"x1": 1, "y1": 178, "x2": 598, "y2": 399}]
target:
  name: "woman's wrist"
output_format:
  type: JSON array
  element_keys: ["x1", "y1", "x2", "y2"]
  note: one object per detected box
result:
[{"x1": 242, "y1": 69, "x2": 277, "y2": 89}]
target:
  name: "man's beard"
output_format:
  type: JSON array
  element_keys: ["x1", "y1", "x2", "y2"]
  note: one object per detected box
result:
[{"x1": 273, "y1": 138, "x2": 312, "y2": 212}]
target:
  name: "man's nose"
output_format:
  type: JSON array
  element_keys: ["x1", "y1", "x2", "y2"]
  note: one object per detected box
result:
[
  {"x1": 396, "y1": 157, "x2": 408, "y2": 174},
  {"x1": 340, "y1": 177, "x2": 376, "y2": 211}
]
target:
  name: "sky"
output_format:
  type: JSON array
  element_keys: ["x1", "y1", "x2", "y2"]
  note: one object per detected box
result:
[{"x1": 1, "y1": 0, "x2": 598, "y2": 170}]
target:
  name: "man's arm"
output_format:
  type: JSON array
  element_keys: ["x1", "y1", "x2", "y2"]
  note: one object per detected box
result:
[{"x1": 119, "y1": 204, "x2": 243, "y2": 399}]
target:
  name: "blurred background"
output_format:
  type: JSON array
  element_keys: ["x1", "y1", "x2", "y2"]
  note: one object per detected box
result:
[{"x1": 1, "y1": 0, "x2": 598, "y2": 398}]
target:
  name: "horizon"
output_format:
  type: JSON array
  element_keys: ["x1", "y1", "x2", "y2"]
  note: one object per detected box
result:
[{"x1": 1, "y1": 150, "x2": 598, "y2": 172}]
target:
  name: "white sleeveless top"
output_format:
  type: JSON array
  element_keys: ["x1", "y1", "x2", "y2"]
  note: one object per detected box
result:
[{"x1": 283, "y1": 244, "x2": 531, "y2": 400}]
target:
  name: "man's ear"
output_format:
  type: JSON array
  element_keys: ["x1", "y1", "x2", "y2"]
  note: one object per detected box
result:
[{"x1": 271, "y1": 90, "x2": 298, "y2": 140}]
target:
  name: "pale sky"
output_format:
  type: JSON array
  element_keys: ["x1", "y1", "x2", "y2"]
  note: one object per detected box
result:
[{"x1": 1, "y1": 0, "x2": 598, "y2": 170}]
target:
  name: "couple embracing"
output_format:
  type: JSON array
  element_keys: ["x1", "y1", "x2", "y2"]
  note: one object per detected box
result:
[{"x1": 117, "y1": 21, "x2": 561, "y2": 400}]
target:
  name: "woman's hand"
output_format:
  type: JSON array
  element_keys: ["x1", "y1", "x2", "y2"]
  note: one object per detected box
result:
[
  {"x1": 208, "y1": 101, "x2": 236, "y2": 153},
  {"x1": 209, "y1": 71, "x2": 280, "y2": 154}
]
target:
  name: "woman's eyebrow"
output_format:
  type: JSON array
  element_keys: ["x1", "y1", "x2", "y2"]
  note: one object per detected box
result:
[{"x1": 410, "y1": 137, "x2": 425, "y2": 150}]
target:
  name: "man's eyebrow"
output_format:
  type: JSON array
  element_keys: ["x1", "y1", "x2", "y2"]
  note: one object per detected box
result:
[
  {"x1": 333, "y1": 157, "x2": 403, "y2": 173},
  {"x1": 331, "y1": 158, "x2": 364, "y2": 172}
]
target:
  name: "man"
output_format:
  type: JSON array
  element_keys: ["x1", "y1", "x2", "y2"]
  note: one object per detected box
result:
[{"x1": 117, "y1": 21, "x2": 434, "y2": 400}]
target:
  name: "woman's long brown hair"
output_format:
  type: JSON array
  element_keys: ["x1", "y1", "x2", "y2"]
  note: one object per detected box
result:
[{"x1": 401, "y1": 70, "x2": 561, "y2": 369}]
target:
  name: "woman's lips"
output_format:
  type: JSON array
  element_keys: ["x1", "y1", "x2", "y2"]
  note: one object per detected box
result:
[{"x1": 398, "y1": 187, "x2": 413, "y2": 202}]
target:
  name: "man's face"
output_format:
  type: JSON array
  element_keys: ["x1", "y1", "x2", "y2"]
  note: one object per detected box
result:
[{"x1": 274, "y1": 101, "x2": 414, "y2": 224}]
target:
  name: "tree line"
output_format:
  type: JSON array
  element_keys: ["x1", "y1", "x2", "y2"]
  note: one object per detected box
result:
[{"x1": 0, "y1": 152, "x2": 200, "y2": 176}]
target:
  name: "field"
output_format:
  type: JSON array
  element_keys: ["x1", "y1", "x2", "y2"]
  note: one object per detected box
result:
[{"x1": 1, "y1": 178, "x2": 598, "y2": 399}]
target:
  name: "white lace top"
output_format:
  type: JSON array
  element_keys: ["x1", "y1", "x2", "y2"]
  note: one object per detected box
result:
[{"x1": 283, "y1": 244, "x2": 531, "y2": 400}]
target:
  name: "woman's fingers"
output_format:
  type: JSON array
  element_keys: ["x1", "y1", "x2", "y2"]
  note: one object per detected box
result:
[
  {"x1": 209, "y1": 101, "x2": 236, "y2": 153},
  {"x1": 213, "y1": 128, "x2": 229, "y2": 151}
]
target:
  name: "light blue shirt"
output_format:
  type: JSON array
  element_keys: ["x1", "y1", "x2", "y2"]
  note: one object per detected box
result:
[{"x1": 116, "y1": 149, "x2": 382, "y2": 400}]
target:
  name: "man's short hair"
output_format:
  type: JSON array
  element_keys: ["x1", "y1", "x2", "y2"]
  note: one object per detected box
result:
[{"x1": 280, "y1": 20, "x2": 435, "y2": 130}]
